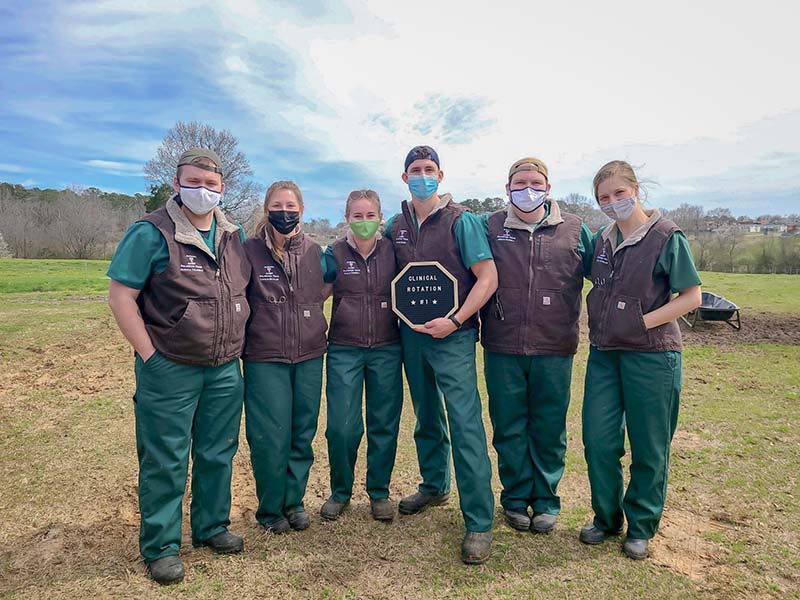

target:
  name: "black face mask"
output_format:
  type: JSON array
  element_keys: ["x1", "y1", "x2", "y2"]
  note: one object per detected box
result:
[{"x1": 268, "y1": 210, "x2": 300, "y2": 234}]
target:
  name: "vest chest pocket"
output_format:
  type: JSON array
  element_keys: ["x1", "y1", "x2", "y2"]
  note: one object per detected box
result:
[{"x1": 606, "y1": 294, "x2": 650, "y2": 346}]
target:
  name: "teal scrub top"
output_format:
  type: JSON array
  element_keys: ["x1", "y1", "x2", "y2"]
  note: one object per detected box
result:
[
  {"x1": 383, "y1": 208, "x2": 493, "y2": 269},
  {"x1": 586, "y1": 228, "x2": 702, "y2": 293},
  {"x1": 107, "y1": 216, "x2": 246, "y2": 290}
]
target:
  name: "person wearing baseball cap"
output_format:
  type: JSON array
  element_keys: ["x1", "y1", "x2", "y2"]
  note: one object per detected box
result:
[
  {"x1": 382, "y1": 145, "x2": 497, "y2": 564},
  {"x1": 479, "y1": 157, "x2": 594, "y2": 535},
  {"x1": 107, "y1": 147, "x2": 249, "y2": 584}
]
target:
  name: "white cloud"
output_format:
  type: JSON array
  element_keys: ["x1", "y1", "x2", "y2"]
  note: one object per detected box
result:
[{"x1": 0, "y1": 163, "x2": 29, "y2": 174}]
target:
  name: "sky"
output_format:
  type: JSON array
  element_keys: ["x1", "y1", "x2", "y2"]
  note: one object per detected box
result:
[{"x1": 0, "y1": 0, "x2": 798, "y2": 221}]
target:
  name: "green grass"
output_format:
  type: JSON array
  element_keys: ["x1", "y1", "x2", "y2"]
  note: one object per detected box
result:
[
  {"x1": 1, "y1": 260, "x2": 799, "y2": 598},
  {"x1": 697, "y1": 271, "x2": 800, "y2": 313},
  {"x1": 0, "y1": 258, "x2": 110, "y2": 295}
]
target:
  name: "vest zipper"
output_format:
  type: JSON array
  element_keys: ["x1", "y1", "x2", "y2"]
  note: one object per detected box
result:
[
  {"x1": 365, "y1": 257, "x2": 373, "y2": 347},
  {"x1": 525, "y1": 232, "x2": 536, "y2": 352}
]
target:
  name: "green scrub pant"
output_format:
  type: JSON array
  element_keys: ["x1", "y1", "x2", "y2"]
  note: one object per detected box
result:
[
  {"x1": 400, "y1": 325, "x2": 494, "y2": 533},
  {"x1": 582, "y1": 346, "x2": 682, "y2": 540},
  {"x1": 325, "y1": 343, "x2": 403, "y2": 503},
  {"x1": 484, "y1": 351, "x2": 573, "y2": 516},
  {"x1": 133, "y1": 352, "x2": 243, "y2": 563},
  {"x1": 243, "y1": 357, "x2": 323, "y2": 526}
]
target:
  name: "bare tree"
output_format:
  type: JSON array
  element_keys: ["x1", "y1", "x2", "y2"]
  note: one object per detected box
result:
[
  {"x1": 144, "y1": 121, "x2": 262, "y2": 217},
  {"x1": 557, "y1": 193, "x2": 609, "y2": 231},
  {"x1": 0, "y1": 230, "x2": 11, "y2": 258}
]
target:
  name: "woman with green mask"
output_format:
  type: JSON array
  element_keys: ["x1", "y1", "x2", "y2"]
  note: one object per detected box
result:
[{"x1": 320, "y1": 189, "x2": 403, "y2": 522}]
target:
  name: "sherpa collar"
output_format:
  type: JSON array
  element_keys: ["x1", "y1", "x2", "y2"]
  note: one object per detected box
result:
[
  {"x1": 601, "y1": 208, "x2": 662, "y2": 254},
  {"x1": 166, "y1": 195, "x2": 238, "y2": 260},
  {"x1": 408, "y1": 192, "x2": 453, "y2": 224}
]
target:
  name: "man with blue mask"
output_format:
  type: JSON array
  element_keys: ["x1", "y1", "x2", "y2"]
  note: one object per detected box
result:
[
  {"x1": 479, "y1": 157, "x2": 595, "y2": 536},
  {"x1": 107, "y1": 148, "x2": 249, "y2": 585},
  {"x1": 383, "y1": 145, "x2": 498, "y2": 564}
]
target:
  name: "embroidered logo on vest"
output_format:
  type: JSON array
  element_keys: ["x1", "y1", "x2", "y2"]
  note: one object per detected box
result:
[
  {"x1": 180, "y1": 254, "x2": 204, "y2": 273},
  {"x1": 396, "y1": 229, "x2": 410, "y2": 245},
  {"x1": 596, "y1": 246, "x2": 610, "y2": 265},
  {"x1": 496, "y1": 228, "x2": 517, "y2": 242},
  {"x1": 343, "y1": 260, "x2": 361, "y2": 275},
  {"x1": 259, "y1": 265, "x2": 280, "y2": 281}
]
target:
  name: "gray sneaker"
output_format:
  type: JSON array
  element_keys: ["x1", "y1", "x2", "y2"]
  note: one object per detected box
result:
[
  {"x1": 370, "y1": 498, "x2": 395, "y2": 522},
  {"x1": 530, "y1": 513, "x2": 557, "y2": 534},
  {"x1": 503, "y1": 509, "x2": 531, "y2": 531},
  {"x1": 398, "y1": 491, "x2": 450, "y2": 515},
  {"x1": 579, "y1": 523, "x2": 623, "y2": 545},
  {"x1": 147, "y1": 555, "x2": 185, "y2": 585},
  {"x1": 623, "y1": 537, "x2": 649, "y2": 560},
  {"x1": 320, "y1": 497, "x2": 349, "y2": 521},
  {"x1": 461, "y1": 531, "x2": 492, "y2": 565}
]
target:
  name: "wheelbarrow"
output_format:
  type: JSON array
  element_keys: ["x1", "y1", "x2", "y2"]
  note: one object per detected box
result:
[{"x1": 681, "y1": 291, "x2": 741, "y2": 330}]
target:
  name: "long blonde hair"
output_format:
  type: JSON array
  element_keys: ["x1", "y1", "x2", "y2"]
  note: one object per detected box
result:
[
  {"x1": 256, "y1": 180, "x2": 304, "y2": 262},
  {"x1": 592, "y1": 160, "x2": 642, "y2": 201}
]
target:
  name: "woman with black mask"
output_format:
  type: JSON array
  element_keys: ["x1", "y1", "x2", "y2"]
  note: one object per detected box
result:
[{"x1": 242, "y1": 180, "x2": 328, "y2": 534}]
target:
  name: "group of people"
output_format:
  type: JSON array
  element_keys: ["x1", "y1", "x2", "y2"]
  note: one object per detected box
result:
[{"x1": 107, "y1": 145, "x2": 702, "y2": 585}]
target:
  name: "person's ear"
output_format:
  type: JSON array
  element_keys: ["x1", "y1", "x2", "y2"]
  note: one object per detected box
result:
[
  {"x1": 545, "y1": 182, "x2": 551, "y2": 195},
  {"x1": 173, "y1": 175, "x2": 180, "y2": 195},
  {"x1": 437, "y1": 169, "x2": 444, "y2": 183},
  {"x1": 401, "y1": 172, "x2": 409, "y2": 185},
  {"x1": 505, "y1": 182, "x2": 511, "y2": 197},
  {"x1": 219, "y1": 182, "x2": 226, "y2": 196}
]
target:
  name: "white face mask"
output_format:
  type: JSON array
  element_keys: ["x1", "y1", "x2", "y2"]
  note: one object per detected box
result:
[
  {"x1": 600, "y1": 196, "x2": 636, "y2": 221},
  {"x1": 510, "y1": 187, "x2": 547, "y2": 213},
  {"x1": 179, "y1": 185, "x2": 222, "y2": 215}
]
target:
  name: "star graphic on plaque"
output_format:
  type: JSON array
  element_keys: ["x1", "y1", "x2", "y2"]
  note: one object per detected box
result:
[
  {"x1": 432, "y1": 299, "x2": 437, "y2": 304},
  {"x1": 410, "y1": 300, "x2": 416, "y2": 305}
]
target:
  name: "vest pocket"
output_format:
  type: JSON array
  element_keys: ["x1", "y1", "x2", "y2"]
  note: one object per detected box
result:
[
  {"x1": 227, "y1": 295, "x2": 251, "y2": 356},
  {"x1": 486, "y1": 287, "x2": 522, "y2": 346},
  {"x1": 298, "y1": 303, "x2": 328, "y2": 355},
  {"x1": 606, "y1": 294, "x2": 649, "y2": 346},
  {"x1": 533, "y1": 289, "x2": 570, "y2": 342},
  {"x1": 168, "y1": 299, "x2": 217, "y2": 361},
  {"x1": 245, "y1": 300, "x2": 284, "y2": 357}
]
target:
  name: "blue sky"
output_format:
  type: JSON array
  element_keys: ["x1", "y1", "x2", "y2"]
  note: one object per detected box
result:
[{"x1": 1, "y1": 0, "x2": 798, "y2": 220}]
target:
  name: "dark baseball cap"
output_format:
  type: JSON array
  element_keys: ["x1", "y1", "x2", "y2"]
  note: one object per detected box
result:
[{"x1": 404, "y1": 145, "x2": 440, "y2": 171}]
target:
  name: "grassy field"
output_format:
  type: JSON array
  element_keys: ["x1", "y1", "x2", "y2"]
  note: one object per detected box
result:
[{"x1": 0, "y1": 259, "x2": 799, "y2": 599}]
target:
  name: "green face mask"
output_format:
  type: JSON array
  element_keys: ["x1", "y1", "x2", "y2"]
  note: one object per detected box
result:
[{"x1": 349, "y1": 219, "x2": 380, "y2": 240}]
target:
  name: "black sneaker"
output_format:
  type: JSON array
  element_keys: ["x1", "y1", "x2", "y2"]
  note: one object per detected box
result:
[
  {"x1": 398, "y1": 492, "x2": 450, "y2": 515},
  {"x1": 286, "y1": 509, "x2": 310, "y2": 531},
  {"x1": 320, "y1": 497, "x2": 349, "y2": 521},
  {"x1": 579, "y1": 523, "x2": 623, "y2": 545},
  {"x1": 261, "y1": 518, "x2": 290, "y2": 534},
  {"x1": 503, "y1": 509, "x2": 531, "y2": 531},
  {"x1": 147, "y1": 555, "x2": 185, "y2": 585},
  {"x1": 192, "y1": 530, "x2": 243, "y2": 554}
]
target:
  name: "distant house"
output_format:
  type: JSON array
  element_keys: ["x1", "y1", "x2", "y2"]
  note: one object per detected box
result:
[{"x1": 736, "y1": 221, "x2": 761, "y2": 233}]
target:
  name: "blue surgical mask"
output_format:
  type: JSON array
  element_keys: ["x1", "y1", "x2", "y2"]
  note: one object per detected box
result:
[
  {"x1": 600, "y1": 196, "x2": 636, "y2": 221},
  {"x1": 510, "y1": 187, "x2": 547, "y2": 213},
  {"x1": 408, "y1": 175, "x2": 439, "y2": 201}
]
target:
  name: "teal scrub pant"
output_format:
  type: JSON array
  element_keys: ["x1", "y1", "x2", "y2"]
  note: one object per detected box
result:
[
  {"x1": 325, "y1": 343, "x2": 403, "y2": 503},
  {"x1": 400, "y1": 325, "x2": 494, "y2": 533},
  {"x1": 484, "y1": 351, "x2": 573, "y2": 516},
  {"x1": 243, "y1": 357, "x2": 323, "y2": 526},
  {"x1": 582, "y1": 346, "x2": 682, "y2": 540},
  {"x1": 133, "y1": 351, "x2": 243, "y2": 563}
]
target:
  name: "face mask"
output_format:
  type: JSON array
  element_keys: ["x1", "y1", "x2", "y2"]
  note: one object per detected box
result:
[
  {"x1": 408, "y1": 175, "x2": 439, "y2": 201},
  {"x1": 509, "y1": 187, "x2": 547, "y2": 213},
  {"x1": 600, "y1": 196, "x2": 636, "y2": 221},
  {"x1": 268, "y1": 210, "x2": 301, "y2": 234},
  {"x1": 179, "y1": 185, "x2": 221, "y2": 215},
  {"x1": 349, "y1": 219, "x2": 380, "y2": 240}
]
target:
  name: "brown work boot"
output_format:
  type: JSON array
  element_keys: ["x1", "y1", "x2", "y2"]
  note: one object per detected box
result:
[
  {"x1": 370, "y1": 498, "x2": 395, "y2": 522},
  {"x1": 530, "y1": 513, "x2": 557, "y2": 534},
  {"x1": 461, "y1": 531, "x2": 492, "y2": 565},
  {"x1": 320, "y1": 497, "x2": 349, "y2": 521},
  {"x1": 147, "y1": 555, "x2": 185, "y2": 585}
]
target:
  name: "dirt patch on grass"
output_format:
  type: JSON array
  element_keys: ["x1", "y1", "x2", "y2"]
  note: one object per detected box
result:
[
  {"x1": 651, "y1": 509, "x2": 729, "y2": 582},
  {"x1": 678, "y1": 310, "x2": 800, "y2": 346}
]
